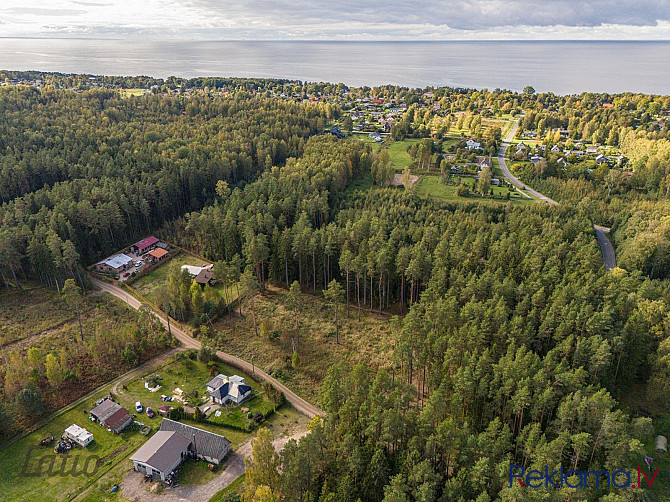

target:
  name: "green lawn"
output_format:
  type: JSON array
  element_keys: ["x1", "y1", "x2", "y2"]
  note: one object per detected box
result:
[
  {"x1": 386, "y1": 138, "x2": 421, "y2": 171},
  {"x1": 114, "y1": 351, "x2": 279, "y2": 434},
  {"x1": 414, "y1": 175, "x2": 532, "y2": 205},
  {"x1": 209, "y1": 474, "x2": 245, "y2": 501},
  {"x1": 177, "y1": 458, "x2": 218, "y2": 486},
  {"x1": 128, "y1": 253, "x2": 237, "y2": 308},
  {"x1": 0, "y1": 388, "x2": 148, "y2": 502}
]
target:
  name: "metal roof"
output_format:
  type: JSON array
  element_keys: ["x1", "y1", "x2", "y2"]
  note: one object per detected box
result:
[
  {"x1": 99, "y1": 253, "x2": 133, "y2": 269},
  {"x1": 159, "y1": 419, "x2": 230, "y2": 462},
  {"x1": 130, "y1": 431, "x2": 191, "y2": 474},
  {"x1": 133, "y1": 236, "x2": 160, "y2": 250}
]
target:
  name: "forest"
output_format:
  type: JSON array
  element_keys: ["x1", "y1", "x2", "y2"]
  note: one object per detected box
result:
[{"x1": 1, "y1": 74, "x2": 670, "y2": 500}]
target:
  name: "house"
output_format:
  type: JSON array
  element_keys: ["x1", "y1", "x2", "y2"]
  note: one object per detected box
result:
[
  {"x1": 181, "y1": 264, "x2": 213, "y2": 278},
  {"x1": 557, "y1": 157, "x2": 569, "y2": 168},
  {"x1": 144, "y1": 248, "x2": 168, "y2": 264},
  {"x1": 328, "y1": 127, "x2": 345, "y2": 139},
  {"x1": 159, "y1": 418, "x2": 231, "y2": 464},
  {"x1": 64, "y1": 424, "x2": 94, "y2": 447},
  {"x1": 130, "y1": 236, "x2": 160, "y2": 255},
  {"x1": 586, "y1": 145, "x2": 598, "y2": 154},
  {"x1": 516, "y1": 141, "x2": 528, "y2": 152},
  {"x1": 477, "y1": 158, "x2": 492, "y2": 170},
  {"x1": 595, "y1": 154, "x2": 610, "y2": 165},
  {"x1": 90, "y1": 399, "x2": 133, "y2": 433},
  {"x1": 466, "y1": 139, "x2": 481, "y2": 150},
  {"x1": 530, "y1": 156, "x2": 543, "y2": 164},
  {"x1": 551, "y1": 145, "x2": 561, "y2": 153},
  {"x1": 194, "y1": 268, "x2": 213, "y2": 285},
  {"x1": 130, "y1": 430, "x2": 191, "y2": 480},
  {"x1": 207, "y1": 374, "x2": 252, "y2": 405},
  {"x1": 95, "y1": 254, "x2": 133, "y2": 273}
]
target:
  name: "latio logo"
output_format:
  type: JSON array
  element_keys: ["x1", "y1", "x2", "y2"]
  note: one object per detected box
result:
[{"x1": 509, "y1": 465, "x2": 658, "y2": 489}]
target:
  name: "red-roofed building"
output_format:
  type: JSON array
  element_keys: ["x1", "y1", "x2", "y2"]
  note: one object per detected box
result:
[{"x1": 131, "y1": 236, "x2": 160, "y2": 255}]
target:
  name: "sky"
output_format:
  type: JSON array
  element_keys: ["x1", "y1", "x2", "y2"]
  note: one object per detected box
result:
[{"x1": 1, "y1": 0, "x2": 670, "y2": 40}]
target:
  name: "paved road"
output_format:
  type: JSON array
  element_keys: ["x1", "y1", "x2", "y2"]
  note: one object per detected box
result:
[
  {"x1": 91, "y1": 278, "x2": 325, "y2": 418},
  {"x1": 498, "y1": 120, "x2": 617, "y2": 269},
  {"x1": 593, "y1": 225, "x2": 616, "y2": 271},
  {"x1": 497, "y1": 119, "x2": 558, "y2": 205}
]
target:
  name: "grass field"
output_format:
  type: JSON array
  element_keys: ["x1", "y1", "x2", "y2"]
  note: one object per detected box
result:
[
  {"x1": 119, "y1": 89, "x2": 148, "y2": 98},
  {"x1": 210, "y1": 474, "x2": 245, "y2": 502},
  {"x1": 114, "y1": 352, "x2": 278, "y2": 434},
  {"x1": 414, "y1": 175, "x2": 532, "y2": 205},
  {"x1": 386, "y1": 138, "x2": 421, "y2": 170},
  {"x1": 0, "y1": 283, "x2": 96, "y2": 347},
  {"x1": 0, "y1": 349, "x2": 307, "y2": 502},
  {"x1": 129, "y1": 253, "x2": 237, "y2": 308},
  {"x1": 209, "y1": 285, "x2": 393, "y2": 402},
  {"x1": 0, "y1": 386, "x2": 147, "y2": 502}
]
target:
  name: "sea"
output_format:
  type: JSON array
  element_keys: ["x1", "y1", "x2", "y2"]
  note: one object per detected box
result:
[{"x1": 1, "y1": 39, "x2": 669, "y2": 95}]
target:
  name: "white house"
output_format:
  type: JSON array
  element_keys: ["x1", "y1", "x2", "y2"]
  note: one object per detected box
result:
[
  {"x1": 181, "y1": 264, "x2": 213, "y2": 277},
  {"x1": 466, "y1": 139, "x2": 481, "y2": 150},
  {"x1": 595, "y1": 154, "x2": 610, "y2": 165},
  {"x1": 207, "y1": 374, "x2": 252, "y2": 405},
  {"x1": 551, "y1": 144, "x2": 561, "y2": 153}
]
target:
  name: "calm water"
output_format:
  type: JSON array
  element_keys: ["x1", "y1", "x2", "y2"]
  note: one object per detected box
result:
[{"x1": 1, "y1": 39, "x2": 669, "y2": 95}]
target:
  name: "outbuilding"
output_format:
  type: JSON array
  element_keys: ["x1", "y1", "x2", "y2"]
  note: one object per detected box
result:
[
  {"x1": 89, "y1": 398, "x2": 132, "y2": 433},
  {"x1": 64, "y1": 424, "x2": 94, "y2": 447},
  {"x1": 130, "y1": 236, "x2": 160, "y2": 255},
  {"x1": 130, "y1": 431, "x2": 191, "y2": 481}
]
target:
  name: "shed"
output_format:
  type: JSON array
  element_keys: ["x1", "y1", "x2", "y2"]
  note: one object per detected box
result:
[
  {"x1": 656, "y1": 435, "x2": 667, "y2": 453},
  {"x1": 130, "y1": 431, "x2": 191, "y2": 480}
]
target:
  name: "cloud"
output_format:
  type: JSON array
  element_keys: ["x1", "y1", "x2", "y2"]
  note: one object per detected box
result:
[{"x1": 1, "y1": 0, "x2": 669, "y2": 39}]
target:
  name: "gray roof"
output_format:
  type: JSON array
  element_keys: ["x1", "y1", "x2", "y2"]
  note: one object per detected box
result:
[
  {"x1": 90, "y1": 399, "x2": 122, "y2": 423},
  {"x1": 130, "y1": 431, "x2": 191, "y2": 474},
  {"x1": 160, "y1": 419, "x2": 231, "y2": 462},
  {"x1": 98, "y1": 253, "x2": 133, "y2": 269},
  {"x1": 207, "y1": 375, "x2": 226, "y2": 390}
]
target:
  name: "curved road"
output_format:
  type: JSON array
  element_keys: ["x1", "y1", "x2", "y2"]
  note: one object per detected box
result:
[
  {"x1": 498, "y1": 119, "x2": 557, "y2": 205},
  {"x1": 498, "y1": 119, "x2": 616, "y2": 269},
  {"x1": 91, "y1": 278, "x2": 325, "y2": 418}
]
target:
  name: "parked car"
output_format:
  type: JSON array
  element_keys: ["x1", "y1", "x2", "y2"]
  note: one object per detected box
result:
[
  {"x1": 146, "y1": 407, "x2": 154, "y2": 418},
  {"x1": 135, "y1": 401, "x2": 143, "y2": 413},
  {"x1": 134, "y1": 261, "x2": 143, "y2": 267},
  {"x1": 123, "y1": 272, "x2": 130, "y2": 278}
]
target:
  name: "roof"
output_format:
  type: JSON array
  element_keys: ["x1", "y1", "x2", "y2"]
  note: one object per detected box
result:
[
  {"x1": 130, "y1": 431, "x2": 191, "y2": 473},
  {"x1": 210, "y1": 381, "x2": 251, "y2": 401},
  {"x1": 181, "y1": 264, "x2": 213, "y2": 277},
  {"x1": 207, "y1": 374, "x2": 227, "y2": 390},
  {"x1": 90, "y1": 399, "x2": 119, "y2": 422},
  {"x1": 194, "y1": 269, "x2": 213, "y2": 284},
  {"x1": 99, "y1": 254, "x2": 133, "y2": 269},
  {"x1": 65, "y1": 424, "x2": 93, "y2": 443},
  {"x1": 160, "y1": 419, "x2": 230, "y2": 461},
  {"x1": 147, "y1": 248, "x2": 168, "y2": 259},
  {"x1": 158, "y1": 405, "x2": 171, "y2": 412},
  {"x1": 133, "y1": 236, "x2": 160, "y2": 250},
  {"x1": 105, "y1": 408, "x2": 132, "y2": 430}
]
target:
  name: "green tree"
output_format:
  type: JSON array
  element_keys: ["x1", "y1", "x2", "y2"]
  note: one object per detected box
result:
[
  {"x1": 45, "y1": 353, "x2": 64, "y2": 387},
  {"x1": 244, "y1": 428, "x2": 280, "y2": 502},
  {"x1": 323, "y1": 280, "x2": 345, "y2": 344}
]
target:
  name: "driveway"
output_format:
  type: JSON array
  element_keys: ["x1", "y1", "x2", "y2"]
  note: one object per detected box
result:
[{"x1": 121, "y1": 428, "x2": 308, "y2": 502}]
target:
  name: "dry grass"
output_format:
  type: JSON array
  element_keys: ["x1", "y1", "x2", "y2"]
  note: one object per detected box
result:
[{"x1": 208, "y1": 285, "x2": 394, "y2": 402}]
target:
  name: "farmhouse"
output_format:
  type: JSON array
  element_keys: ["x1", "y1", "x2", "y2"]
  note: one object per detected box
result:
[
  {"x1": 466, "y1": 139, "x2": 481, "y2": 150},
  {"x1": 586, "y1": 145, "x2": 598, "y2": 154},
  {"x1": 130, "y1": 236, "x2": 160, "y2": 255},
  {"x1": 181, "y1": 264, "x2": 213, "y2": 279},
  {"x1": 89, "y1": 398, "x2": 132, "y2": 433},
  {"x1": 477, "y1": 158, "x2": 492, "y2": 170},
  {"x1": 95, "y1": 254, "x2": 133, "y2": 273},
  {"x1": 194, "y1": 268, "x2": 213, "y2": 285},
  {"x1": 595, "y1": 154, "x2": 610, "y2": 165},
  {"x1": 130, "y1": 431, "x2": 191, "y2": 481},
  {"x1": 64, "y1": 424, "x2": 94, "y2": 447},
  {"x1": 159, "y1": 418, "x2": 231, "y2": 464},
  {"x1": 144, "y1": 247, "x2": 169, "y2": 264},
  {"x1": 207, "y1": 374, "x2": 252, "y2": 405}
]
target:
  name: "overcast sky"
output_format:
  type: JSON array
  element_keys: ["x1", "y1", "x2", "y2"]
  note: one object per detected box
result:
[{"x1": 1, "y1": 0, "x2": 670, "y2": 40}]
